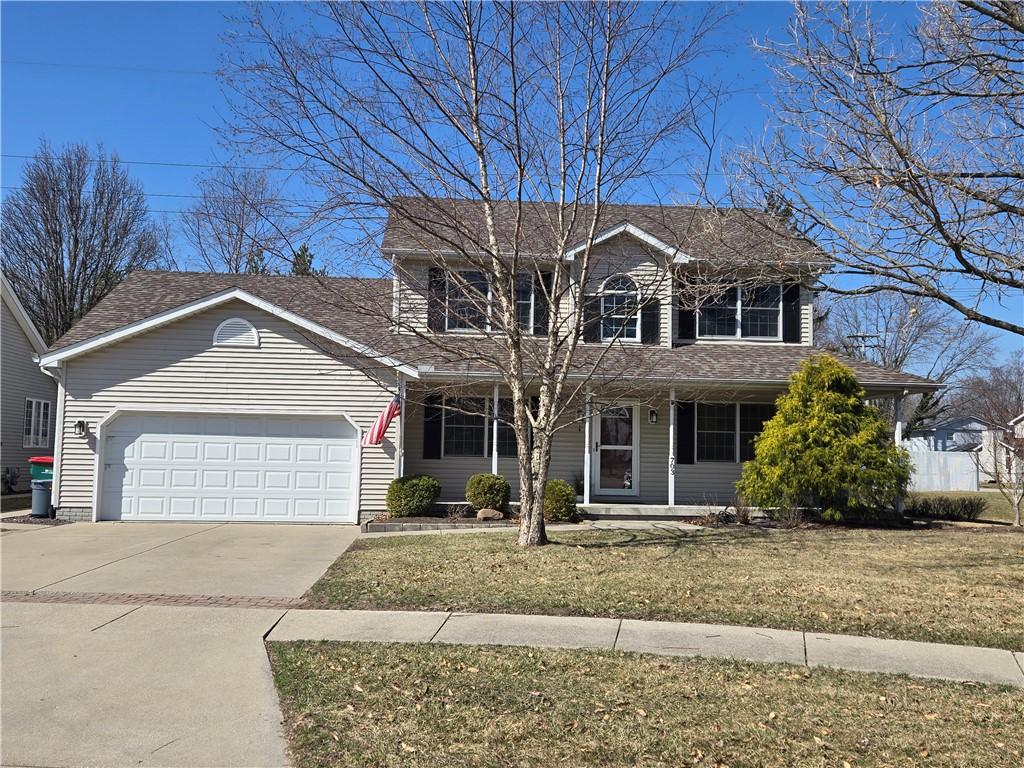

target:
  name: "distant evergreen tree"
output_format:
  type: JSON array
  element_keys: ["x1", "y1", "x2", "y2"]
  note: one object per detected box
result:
[
  {"x1": 290, "y1": 243, "x2": 326, "y2": 276},
  {"x1": 246, "y1": 250, "x2": 272, "y2": 274}
]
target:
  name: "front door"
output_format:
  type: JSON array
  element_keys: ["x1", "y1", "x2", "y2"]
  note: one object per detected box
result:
[{"x1": 593, "y1": 405, "x2": 639, "y2": 496}]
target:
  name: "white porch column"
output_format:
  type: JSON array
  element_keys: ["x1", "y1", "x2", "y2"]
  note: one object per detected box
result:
[
  {"x1": 668, "y1": 388, "x2": 677, "y2": 506},
  {"x1": 583, "y1": 391, "x2": 593, "y2": 505},
  {"x1": 893, "y1": 391, "x2": 905, "y2": 515},
  {"x1": 491, "y1": 383, "x2": 500, "y2": 474},
  {"x1": 893, "y1": 392, "x2": 904, "y2": 445},
  {"x1": 395, "y1": 376, "x2": 406, "y2": 478}
]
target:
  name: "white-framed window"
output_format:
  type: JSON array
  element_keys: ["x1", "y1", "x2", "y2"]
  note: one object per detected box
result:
[
  {"x1": 445, "y1": 271, "x2": 540, "y2": 333},
  {"x1": 213, "y1": 317, "x2": 260, "y2": 347},
  {"x1": 515, "y1": 273, "x2": 535, "y2": 331},
  {"x1": 23, "y1": 398, "x2": 51, "y2": 449},
  {"x1": 695, "y1": 402, "x2": 776, "y2": 463},
  {"x1": 441, "y1": 396, "x2": 517, "y2": 457},
  {"x1": 445, "y1": 270, "x2": 490, "y2": 332},
  {"x1": 697, "y1": 285, "x2": 783, "y2": 340},
  {"x1": 600, "y1": 275, "x2": 640, "y2": 341}
]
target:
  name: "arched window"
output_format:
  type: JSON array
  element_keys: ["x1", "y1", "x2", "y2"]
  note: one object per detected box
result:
[
  {"x1": 600, "y1": 275, "x2": 639, "y2": 341},
  {"x1": 213, "y1": 317, "x2": 260, "y2": 347}
]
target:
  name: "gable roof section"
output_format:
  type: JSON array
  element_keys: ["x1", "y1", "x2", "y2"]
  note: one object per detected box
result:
[
  {"x1": 1, "y1": 272, "x2": 47, "y2": 355},
  {"x1": 40, "y1": 271, "x2": 418, "y2": 377},
  {"x1": 382, "y1": 197, "x2": 824, "y2": 269}
]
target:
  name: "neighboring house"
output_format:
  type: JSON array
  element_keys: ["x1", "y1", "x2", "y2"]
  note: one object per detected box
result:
[
  {"x1": 1011, "y1": 413, "x2": 1024, "y2": 440},
  {"x1": 2, "y1": 272, "x2": 57, "y2": 493},
  {"x1": 907, "y1": 416, "x2": 1006, "y2": 479},
  {"x1": 37, "y1": 199, "x2": 938, "y2": 523}
]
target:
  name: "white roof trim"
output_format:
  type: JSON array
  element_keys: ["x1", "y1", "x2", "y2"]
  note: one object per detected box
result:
[
  {"x1": 564, "y1": 223, "x2": 693, "y2": 263},
  {"x1": 1, "y1": 272, "x2": 47, "y2": 355},
  {"x1": 1009, "y1": 412, "x2": 1024, "y2": 426},
  {"x1": 37, "y1": 287, "x2": 419, "y2": 378}
]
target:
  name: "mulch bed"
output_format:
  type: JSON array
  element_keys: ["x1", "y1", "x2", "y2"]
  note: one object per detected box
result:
[{"x1": 1, "y1": 514, "x2": 72, "y2": 526}]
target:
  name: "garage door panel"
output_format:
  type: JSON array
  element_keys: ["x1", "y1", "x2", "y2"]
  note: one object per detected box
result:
[{"x1": 102, "y1": 413, "x2": 358, "y2": 523}]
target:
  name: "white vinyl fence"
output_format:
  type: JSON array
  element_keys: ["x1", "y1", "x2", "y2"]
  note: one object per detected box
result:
[{"x1": 906, "y1": 447, "x2": 979, "y2": 492}]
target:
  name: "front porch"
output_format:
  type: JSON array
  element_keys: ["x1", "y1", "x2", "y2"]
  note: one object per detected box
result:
[{"x1": 396, "y1": 383, "x2": 780, "y2": 510}]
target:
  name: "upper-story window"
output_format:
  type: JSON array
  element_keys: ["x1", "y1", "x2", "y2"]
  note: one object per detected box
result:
[
  {"x1": 446, "y1": 270, "x2": 490, "y2": 332},
  {"x1": 697, "y1": 285, "x2": 782, "y2": 340},
  {"x1": 437, "y1": 268, "x2": 548, "y2": 334},
  {"x1": 600, "y1": 275, "x2": 640, "y2": 342}
]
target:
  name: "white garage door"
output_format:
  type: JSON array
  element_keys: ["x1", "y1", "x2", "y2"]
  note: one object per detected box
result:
[{"x1": 100, "y1": 413, "x2": 359, "y2": 523}]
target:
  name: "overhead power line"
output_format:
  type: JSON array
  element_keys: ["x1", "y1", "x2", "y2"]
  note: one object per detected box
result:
[{"x1": 1, "y1": 59, "x2": 213, "y2": 76}]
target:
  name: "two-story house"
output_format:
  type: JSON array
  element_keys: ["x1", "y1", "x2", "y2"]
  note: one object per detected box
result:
[{"x1": 37, "y1": 198, "x2": 938, "y2": 523}]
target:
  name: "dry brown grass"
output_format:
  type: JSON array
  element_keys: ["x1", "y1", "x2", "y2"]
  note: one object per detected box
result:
[
  {"x1": 270, "y1": 641, "x2": 1024, "y2": 768},
  {"x1": 306, "y1": 526, "x2": 1024, "y2": 650}
]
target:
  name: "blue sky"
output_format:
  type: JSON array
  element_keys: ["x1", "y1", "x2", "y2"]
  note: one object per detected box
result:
[{"x1": 2, "y1": 1, "x2": 1019, "y2": 358}]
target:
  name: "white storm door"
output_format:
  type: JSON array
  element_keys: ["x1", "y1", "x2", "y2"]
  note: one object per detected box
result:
[{"x1": 592, "y1": 405, "x2": 639, "y2": 496}]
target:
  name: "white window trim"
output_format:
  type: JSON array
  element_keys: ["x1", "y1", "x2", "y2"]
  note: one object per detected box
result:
[
  {"x1": 445, "y1": 270, "x2": 492, "y2": 333},
  {"x1": 440, "y1": 396, "x2": 515, "y2": 458},
  {"x1": 213, "y1": 317, "x2": 261, "y2": 348},
  {"x1": 696, "y1": 285, "x2": 783, "y2": 341},
  {"x1": 516, "y1": 273, "x2": 535, "y2": 332},
  {"x1": 600, "y1": 275, "x2": 641, "y2": 343},
  {"x1": 23, "y1": 398, "x2": 52, "y2": 449}
]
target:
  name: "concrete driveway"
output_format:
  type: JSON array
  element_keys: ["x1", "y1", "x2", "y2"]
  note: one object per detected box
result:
[
  {"x1": 2, "y1": 521, "x2": 358, "y2": 596},
  {"x1": 1, "y1": 521, "x2": 360, "y2": 767}
]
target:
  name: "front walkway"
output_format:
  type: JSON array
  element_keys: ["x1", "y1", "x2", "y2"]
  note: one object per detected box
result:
[{"x1": 269, "y1": 608, "x2": 1024, "y2": 688}]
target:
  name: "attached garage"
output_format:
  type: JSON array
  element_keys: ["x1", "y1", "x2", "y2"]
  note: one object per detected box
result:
[{"x1": 99, "y1": 412, "x2": 360, "y2": 523}]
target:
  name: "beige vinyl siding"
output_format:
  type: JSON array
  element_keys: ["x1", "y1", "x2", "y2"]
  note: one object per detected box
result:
[
  {"x1": 580, "y1": 238, "x2": 672, "y2": 347},
  {"x1": 57, "y1": 300, "x2": 397, "y2": 521},
  {"x1": 1, "y1": 300, "x2": 57, "y2": 492},
  {"x1": 394, "y1": 259, "x2": 431, "y2": 334},
  {"x1": 800, "y1": 285, "x2": 814, "y2": 345}
]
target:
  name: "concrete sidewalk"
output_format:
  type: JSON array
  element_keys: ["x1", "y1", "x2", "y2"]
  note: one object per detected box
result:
[{"x1": 269, "y1": 609, "x2": 1024, "y2": 688}]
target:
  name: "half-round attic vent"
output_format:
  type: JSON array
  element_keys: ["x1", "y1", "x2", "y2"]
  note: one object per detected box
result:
[{"x1": 213, "y1": 317, "x2": 260, "y2": 347}]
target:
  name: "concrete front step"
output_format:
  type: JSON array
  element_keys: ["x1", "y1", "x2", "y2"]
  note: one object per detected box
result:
[{"x1": 580, "y1": 504, "x2": 719, "y2": 519}]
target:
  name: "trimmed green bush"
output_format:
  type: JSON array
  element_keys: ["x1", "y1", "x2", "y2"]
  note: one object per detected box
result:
[
  {"x1": 386, "y1": 475, "x2": 442, "y2": 518},
  {"x1": 544, "y1": 478, "x2": 578, "y2": 522},
  {"x1": 737, "y1": 355, "x2": 911, "y2": 524},
  {"x1": 906, "y1": 495, "x2": 987, "y2": 521},
  {"x1": 465, "y1": 473, "x2": 511, "y2": 513}
]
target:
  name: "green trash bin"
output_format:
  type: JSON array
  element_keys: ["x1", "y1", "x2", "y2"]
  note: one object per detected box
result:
[
  {"x1": 28, "y1": 456, "x2": 54, "y2": 518},
  {"x1": 28, "y1": 456, "x2": 54, "y2": 481}
]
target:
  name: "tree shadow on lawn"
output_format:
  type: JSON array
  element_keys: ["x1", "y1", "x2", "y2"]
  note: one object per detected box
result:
[{"x1": 547, "y1": 524, "x2": 772, "y2": 555}]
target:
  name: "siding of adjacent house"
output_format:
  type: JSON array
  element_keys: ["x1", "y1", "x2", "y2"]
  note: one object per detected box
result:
[
  {"x1": 1, "y1": 299, "x2": 56, "y2": 493},
  {"x1": 56, "y1": 300, "x2": 397, "y2": 521},
  {"x1": 402, "y1": 390, "x2": 746, "y2": 505}
]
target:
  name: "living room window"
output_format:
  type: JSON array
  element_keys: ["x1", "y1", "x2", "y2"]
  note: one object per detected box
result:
[
  {"x1": 695, "y1": 403, "x2": 737, "y2": 462},
  {"x1": 697, "y1": 285, "x2": 783, "y2": 340},
  {"x1": 695, "y1": 402, "x2": 776, "y2": 462},
  {"x1": 600, "y1": 275, "x2": 640, "y2": 341},
  {"x1": 441, "y1": 397, "x2": 518, "y2": 457},
  {"x1": 23, "y1": 398, "x2": 51, "y2": 449},
  {"x1": 739, "y1": 403, "x2": 776, "y2": 461}
]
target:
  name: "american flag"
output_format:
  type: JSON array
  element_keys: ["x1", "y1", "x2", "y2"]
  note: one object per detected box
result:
[{"x1": 361, "y1": 396, "x2": 402, "y2": 447}]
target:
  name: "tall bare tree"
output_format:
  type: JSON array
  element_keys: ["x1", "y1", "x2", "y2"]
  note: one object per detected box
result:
[
  {"x1": 818, "y1": 293, "x2": 998, "y2": 430},
  {"x1": 950, "y1": 348, "x2": 1024, "y2": 427},
  {"x1": 225, "y1": 1, "x2": 739, "y2": 545},
  {"x1": 180, "y1": 165, "x2": 287, "y2": 273},
  {"x1": 0, "y1": 141, "x2": 165, "y2": 343},
  {"x1": 736, "y1": 1, "x2": 1024, "y2": 336}
]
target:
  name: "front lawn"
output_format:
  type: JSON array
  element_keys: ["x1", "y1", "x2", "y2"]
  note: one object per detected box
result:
[
  {"x1": 306, "y1": 527, "x2": 1024, "y2": 650},
  {"x1": 270, "y1": 641, "x2": 1024, "y2": 768},
  {"x1": 909, "y1": 491, "x2": 1018, "y2": 524}
]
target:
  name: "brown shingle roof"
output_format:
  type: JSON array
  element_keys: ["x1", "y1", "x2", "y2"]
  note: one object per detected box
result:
[
  {"x1": 48, "y1": 270, "x2": 936, "y2": 393},
  {"x1": 382, "y1": 197, "x2": 823, "y2": 267}
]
